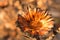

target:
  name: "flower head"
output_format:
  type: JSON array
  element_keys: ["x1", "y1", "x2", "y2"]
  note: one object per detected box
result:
[{"x1": 18, "y1": 8, "x2": 54, "y2": 36}]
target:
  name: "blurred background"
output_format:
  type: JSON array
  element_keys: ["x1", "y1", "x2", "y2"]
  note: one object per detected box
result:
[{"x1": 0, "y1": 0, "x2": 60, "y2": 40}]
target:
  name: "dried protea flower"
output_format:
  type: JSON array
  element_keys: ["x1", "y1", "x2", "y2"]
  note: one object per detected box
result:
[
  {"x1": 18, "y1": 8, "x2": 54, "y2": 36},
  {"x1": 0, "y1": 0, "x2": 8, "y2": 7}
]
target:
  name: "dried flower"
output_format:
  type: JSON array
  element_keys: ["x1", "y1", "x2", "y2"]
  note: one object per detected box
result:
[{"x1": 18, "y1": 8, "x2": 54, "y2": 36}]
